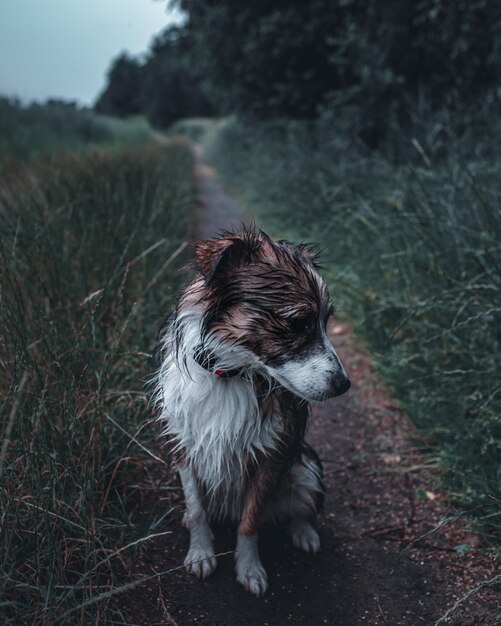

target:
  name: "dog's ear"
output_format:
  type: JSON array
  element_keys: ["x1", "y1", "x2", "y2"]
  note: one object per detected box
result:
[
  {"x1": 296, "y1": 243, "x2": 319, "y2": 264},
  {"x1": 194, "y1": 236, "x2": 257, "y2": 284},
  {"x1": 278, "y1": 239, "x2": 321, "y2": 266}
]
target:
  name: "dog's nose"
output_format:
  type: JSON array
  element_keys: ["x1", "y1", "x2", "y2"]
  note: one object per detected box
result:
[{"x1": 331, "y1": 377, "x2": 351, "y2": 397}]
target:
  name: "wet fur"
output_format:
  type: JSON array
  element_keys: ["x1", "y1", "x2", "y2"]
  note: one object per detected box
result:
[{"x1": 153, "y1": 226, "x2": 349, "y2": 595}]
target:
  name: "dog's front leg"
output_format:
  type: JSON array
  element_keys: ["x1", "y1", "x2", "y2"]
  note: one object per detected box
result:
[
  {"x1": 179, "y1": 465, "x2": 217, "y2": 579},
  {"x1": 235, "y1": 467, "x2": 281, "y2": 596},
  {"x1": 235, "y1": 532, "x2": 267, "y2": 596}
]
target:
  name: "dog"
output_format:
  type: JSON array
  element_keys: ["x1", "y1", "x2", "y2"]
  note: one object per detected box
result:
[{"x1": 153, "y1": 226, "x2": 350, "y2": 596}]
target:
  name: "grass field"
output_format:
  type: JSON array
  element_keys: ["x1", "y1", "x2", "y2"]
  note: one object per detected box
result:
[
  {"x1": 0, "y1": 97, "x2": 158, "y2": 164},
  {"x1": 203, "y1": 117, "x2": 501, "y2": 546},
  {"x1": 0, "y1": 141, "x2": 194, "y2": 624}
]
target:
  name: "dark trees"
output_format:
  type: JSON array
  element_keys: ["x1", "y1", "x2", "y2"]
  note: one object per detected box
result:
[
  {"x1": 95, "y1": 27, "x2": 213, "y2": 127},
  {"x1": 95, "y1": 53, "x2": 142, "y2": 118},
  {"x1": 174, "y1": 0, "x2": 501, "y2": 119},
  {"x1": 96, "y1": 1, "x2": 501, "y2": 132}
]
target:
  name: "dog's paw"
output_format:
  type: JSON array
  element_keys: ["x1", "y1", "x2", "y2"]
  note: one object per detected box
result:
[
  {"x1": 235, "y1": 560, "x2": 269, "y2": 597},
  {"x1": 184, "y1": 547, "x2": 217, "y2": 580},
  {"x1": 289, "y1": 520, "x2": 321, "y2": 554}
]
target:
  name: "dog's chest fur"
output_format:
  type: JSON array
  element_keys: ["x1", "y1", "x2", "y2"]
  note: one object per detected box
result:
[{"x1": 158, "y1": 355, "x2": 281, "y2": 520}]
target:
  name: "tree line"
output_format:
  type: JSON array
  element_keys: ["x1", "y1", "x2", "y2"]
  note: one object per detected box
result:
[{"x1": 96, "y1": 0, "x2": 501, "y2": 139}]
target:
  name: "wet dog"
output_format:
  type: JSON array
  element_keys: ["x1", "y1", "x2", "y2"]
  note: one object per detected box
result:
[{"x1": 153, "y1": 226, "x2": 350, "y2": 596}]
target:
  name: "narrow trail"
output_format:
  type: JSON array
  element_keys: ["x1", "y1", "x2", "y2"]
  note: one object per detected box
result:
[
  {"x1": 123, "y1": 145, "x2": 499, "y2": 626},
  {"x1": 192, "y1": 143, "x2": 248, "y2": 237}
]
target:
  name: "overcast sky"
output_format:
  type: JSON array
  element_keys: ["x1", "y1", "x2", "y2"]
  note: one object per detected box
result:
[{"x1": 0, "y1": 0, "x2": 183, "y2": 106}]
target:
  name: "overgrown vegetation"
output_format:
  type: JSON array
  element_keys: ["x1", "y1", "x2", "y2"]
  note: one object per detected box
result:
[
  {"x1": 0, "y1": 97, "x2": 156, "y2": 163},
  {"x1": 205, "y1": 117, "x2": 501, "y2": 542},
  {"x1": 0, "y1": 142, "x2": 194, "y2": 624}
]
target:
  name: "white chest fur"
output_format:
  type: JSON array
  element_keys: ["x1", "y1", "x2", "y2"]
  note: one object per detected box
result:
[{"x1": 156, "y1": 355, "x2": 278, "y2": 520}]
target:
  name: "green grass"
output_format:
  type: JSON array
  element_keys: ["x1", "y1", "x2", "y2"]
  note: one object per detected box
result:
[
  {"x1": 0, "y1": 142, "x2": 195, "y2": 624},
  {"x1": 203, "y1": 117, "x2": 501, "y2": 544},
  {"x1": 0, "y1": 97, "x2": 158, "y2": 164}
]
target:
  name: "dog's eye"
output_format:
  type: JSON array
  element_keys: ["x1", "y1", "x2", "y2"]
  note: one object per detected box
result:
[{"x1": 290, "y1": 317, "x2": 314, "y2": 334}]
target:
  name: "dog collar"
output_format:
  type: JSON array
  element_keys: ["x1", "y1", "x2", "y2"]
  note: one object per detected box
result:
[{"x1": 194, "y1": 346, "x2": 242, "y2": 379}]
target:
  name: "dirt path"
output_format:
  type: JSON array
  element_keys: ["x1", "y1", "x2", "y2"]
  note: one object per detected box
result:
[
  {"x1": 122, "y1": 145, "x2": 499, "y2": 626},
  {"x1": 192, "y1": 143, "x2": 248, "y2": 237}
]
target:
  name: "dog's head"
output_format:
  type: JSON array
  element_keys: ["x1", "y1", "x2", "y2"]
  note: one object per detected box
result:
[{"x1": 191, "y1": 227, "x2": 350, "y2": 401}]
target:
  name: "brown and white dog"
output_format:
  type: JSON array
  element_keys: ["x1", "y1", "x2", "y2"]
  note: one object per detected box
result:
[{"x1": 153, "y1": 226, "x2": 350, "y2": 596}]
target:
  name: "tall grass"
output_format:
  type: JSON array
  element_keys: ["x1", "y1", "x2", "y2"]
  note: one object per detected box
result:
[
  {"x1": 0, "y1": 142, "x2": 194, "y2": 623},
  {"x1": 0, "y1": 97, "x2": 157, "y2": 164},
  {"x1": 206, "y1": 118, "x2": 501, "y2": 542}
]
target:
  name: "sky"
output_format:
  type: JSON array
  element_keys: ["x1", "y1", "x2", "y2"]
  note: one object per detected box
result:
[{"x1": 0, "y1": 0, "x2": 183, "y2": 106}]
